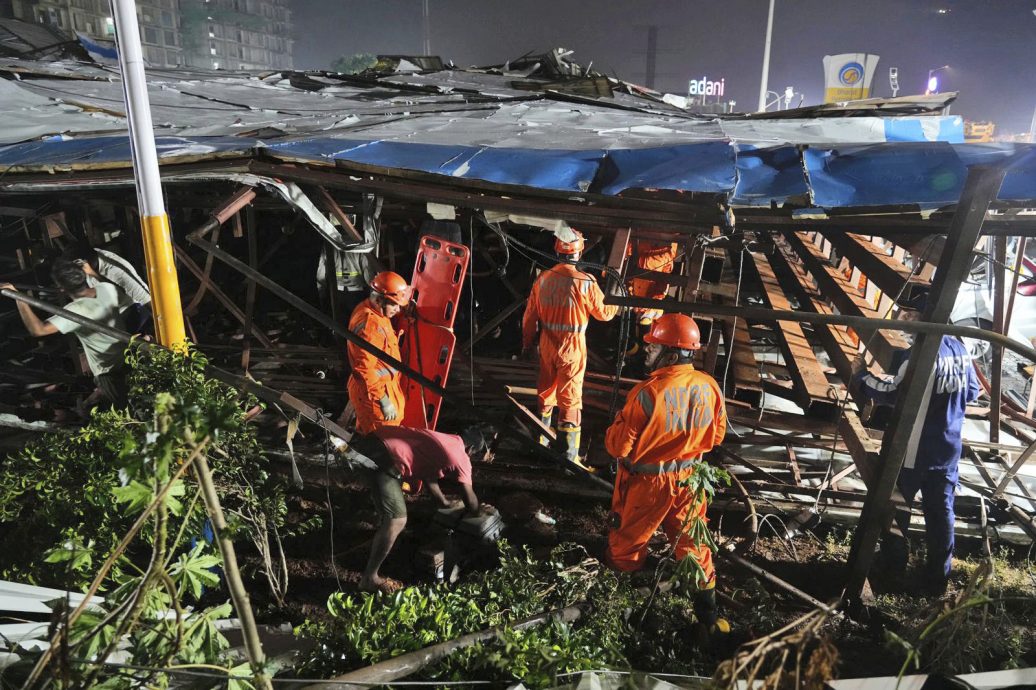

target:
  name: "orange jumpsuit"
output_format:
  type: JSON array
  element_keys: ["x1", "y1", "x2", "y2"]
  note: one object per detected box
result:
[
  {"x1": 604, "y1": 363, "x2": 727, "y2": 580},
  {"x1": 522, "y1": 263, "x2": 618, "y2": 423},
  {"x1": 347, "y1": 300, "x2": 406, "y2": 435},
  {"x1": 627, "y1": 241, "x2": 678, "y2": 320}
]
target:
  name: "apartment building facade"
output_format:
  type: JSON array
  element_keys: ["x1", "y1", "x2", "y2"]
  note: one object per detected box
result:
[{"x1": 1, "y1": 0, "x2": 292, "y2": 70}]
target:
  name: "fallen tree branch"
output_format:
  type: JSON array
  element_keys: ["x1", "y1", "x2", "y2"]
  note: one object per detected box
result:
[{"x1": 300, "y1": 605, "x2": 583, "y2": 689}]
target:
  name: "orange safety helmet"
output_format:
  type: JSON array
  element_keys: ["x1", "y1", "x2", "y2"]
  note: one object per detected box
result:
[
  {"x1": 370, "y1": 271, "x2": 411, "y2": 305},
  {"x1": 644, "y1": 313, "x2": 702, "y2": 350},
  {"x1": 554, "y1": 230, "x2": 585, "y2": 256}
]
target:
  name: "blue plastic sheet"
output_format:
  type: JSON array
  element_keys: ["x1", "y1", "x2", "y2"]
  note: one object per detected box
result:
[
  {"x1": 0, "y1": 135, "x2": 254, "y2": 167},
  {"x1": 804, "y1": 143, "x2": 1036, "y2": 208},
  {"x1": 731, "y1": 145, "x2": 809, "y2": 206},
  {"x1": 594, "y1": 142, "x2": 736, "y2": 196}
]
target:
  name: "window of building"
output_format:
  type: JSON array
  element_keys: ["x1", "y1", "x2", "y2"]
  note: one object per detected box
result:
[
  {"x1": 144, "y1": 26, "x2": 158, "y2": 43},
  {"x1": 164, "y1": 30, "x2": 176, "y2": 45},
  {"x1": 160, "y1": 10, "x2": 173, "y2": 27},
  {"x1": 212, "y1": 61, "x2": 220, "y2": 69},
  {"x1": 104, "y1": 16, "x2": 115, "y2": 35}
]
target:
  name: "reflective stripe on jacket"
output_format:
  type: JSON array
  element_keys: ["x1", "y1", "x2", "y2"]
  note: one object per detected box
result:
[
  {"x1": 522, "y1": 262, "x2": 617, "y2": 350},
  {"x1": 606, "y1": 363, "x2": 727, "y2": 467},
  {"x1": 347, "y1": 299, "x2": 402, "y2": 404}
]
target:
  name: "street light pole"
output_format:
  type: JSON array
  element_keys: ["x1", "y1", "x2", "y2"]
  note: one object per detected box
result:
[
  {"x1": 422, "y1": 0, "x2": 431, "y2": 55},
  {"x1": 112, "y1": 0, "x2": 186, "y2": 350},
  {"x1": 757, "y1": 0, "x2": 775, "y2": 112}
]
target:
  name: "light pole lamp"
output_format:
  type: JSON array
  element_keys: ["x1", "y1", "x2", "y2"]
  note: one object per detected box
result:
[{"x1": 926, "y1": 64, "x2": 949, "y2": 94}]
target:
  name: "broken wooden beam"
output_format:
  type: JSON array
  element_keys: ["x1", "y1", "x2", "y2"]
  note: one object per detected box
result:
[
  {"x1": 819, "y1": 232, "x2": 930, "y2": 305},
  {"x1": 744, "y1": 249, "x2": 837, "y2": 416},
  {"x1": 782, "y1": 230, "x2": 909, "y2": 372}
]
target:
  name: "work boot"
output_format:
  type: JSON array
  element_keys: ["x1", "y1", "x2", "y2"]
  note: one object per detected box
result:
[
  {"x1": 538, "y1": 409, "x2": 553, "y2": 446},
  {"x1": 557, "y1": 423, "x2": 582, "y2": 464},
  {"x1": 692, "y1": 588, "x2": 731, "y2": 646}
]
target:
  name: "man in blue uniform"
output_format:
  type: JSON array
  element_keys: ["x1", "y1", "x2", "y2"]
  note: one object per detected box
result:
[{"x1": 854, "y1": 332, "x2": 980, "y2": 594}]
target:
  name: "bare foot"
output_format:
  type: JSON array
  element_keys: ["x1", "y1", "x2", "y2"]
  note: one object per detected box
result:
[{"x1": 359, "y1": 575, "x2": 404, "y2": 595}]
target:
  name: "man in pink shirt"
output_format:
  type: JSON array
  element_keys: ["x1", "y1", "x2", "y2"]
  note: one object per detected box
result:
[{"x1": 345, "y1": 425, "x2": 492, "y2": 593}]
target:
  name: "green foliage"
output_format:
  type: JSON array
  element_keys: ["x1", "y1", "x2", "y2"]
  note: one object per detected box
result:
[
  {"x1": 0, "y1": 346, "x2": 304, "y2": 608},
  {"x1": 297, "y1": 543, "x2": 634, "y2": 687},
  {"x1": 882, "y1": 556, "x2": 1036, "y2": 676},
  {"x1": 330, "y1": 53, "x2": 378, "y2": 74}
]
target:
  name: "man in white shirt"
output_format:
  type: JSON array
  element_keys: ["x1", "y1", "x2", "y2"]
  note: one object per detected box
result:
[{"x1": 2, "y1": 260, "x2": 132, "y2": 406}]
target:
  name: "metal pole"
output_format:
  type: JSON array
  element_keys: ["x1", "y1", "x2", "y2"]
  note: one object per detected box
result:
[
  {"x1": 422, "y1": 0, "x2": 431, "y2": 55},
  {"x1": 991, "y1": 236, "x2": 1007, "y2": 443},
  {"x1": 842, "y1": 165, "x2": 1007, "y2": 604},
  {"x1": 756, "y1": 0, "x2": 775, "y2": 112},
  {"x1": 112, "y1": 0, "x2": 186, "y2": 350},
  {"x1": 604, "y1": 295, "x2": 1036, "y2": 365}
]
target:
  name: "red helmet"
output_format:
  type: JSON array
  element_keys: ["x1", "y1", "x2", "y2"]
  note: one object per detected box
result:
[
  {"x1": 644, "y1": 313, "x2": 701, "y2": 350},
  {"x1": 370, "y1": 271, "x2": 410, "y2": 305},
  {"x1": 555, "y1": 230, "x2": 585, "y2": 256}
]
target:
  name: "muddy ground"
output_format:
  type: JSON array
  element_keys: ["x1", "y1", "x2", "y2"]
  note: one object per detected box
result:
[{"x1": 232, "y1": 436, "x2": 1036, "y2": 681}]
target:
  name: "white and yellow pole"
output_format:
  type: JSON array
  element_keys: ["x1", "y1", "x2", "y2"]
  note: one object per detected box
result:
[{"x1": 112, "y1": 0, "x2": 186, "y2": 349}]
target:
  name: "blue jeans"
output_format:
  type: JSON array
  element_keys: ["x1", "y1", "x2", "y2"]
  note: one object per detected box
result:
[{"x1": 889, "y1": 466, "x2": 957, "y2": 582}]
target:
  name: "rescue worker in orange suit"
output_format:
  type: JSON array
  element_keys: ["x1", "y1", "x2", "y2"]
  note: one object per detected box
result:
[
  {"x1": 347, "y1": 271, "x2": 410, "y2": 436},
  {"x1": 522, "y1": 230, "x2": 618, "y2": 462},
  {"x1": 627, "y1": 240, "x2": 678, "y2": 326},
  {"x1": 604, "y1": 313, "x2": 729, "y2": 636}
]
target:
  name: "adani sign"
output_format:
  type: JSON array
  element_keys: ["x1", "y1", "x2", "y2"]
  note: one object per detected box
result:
[{"x1": 687, "y1": 76, "x2": 725, "y2": 98}]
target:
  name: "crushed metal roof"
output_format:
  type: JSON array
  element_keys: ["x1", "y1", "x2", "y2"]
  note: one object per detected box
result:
[{"x1": 0, "y1": 46, "x2": 1034, "y2": 210}]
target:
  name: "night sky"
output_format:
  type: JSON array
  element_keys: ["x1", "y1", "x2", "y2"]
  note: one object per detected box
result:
[{"x1": 288, "y1": 0, "x2": 1036, "y2": 135}]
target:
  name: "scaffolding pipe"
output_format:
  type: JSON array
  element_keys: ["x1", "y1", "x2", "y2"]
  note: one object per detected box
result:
[{"x1": 606, "y1": 295, "x2": 1036, "y2": 364}]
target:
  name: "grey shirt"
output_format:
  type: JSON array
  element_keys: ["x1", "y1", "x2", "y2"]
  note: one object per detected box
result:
[{"x1": 47, "y1": 283, "x2": 131, "y2": 376}]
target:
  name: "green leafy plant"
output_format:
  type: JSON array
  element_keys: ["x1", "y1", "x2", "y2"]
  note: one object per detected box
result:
[
  {"x1": 0, "y1": 346, "x2": 308, "y2": 608},
  {"x1": 0, "y1": 345, "x2": 305, "y2": 687},
  {"x1": 296, "y1": 543, "x2": 633, "y2": 687}
]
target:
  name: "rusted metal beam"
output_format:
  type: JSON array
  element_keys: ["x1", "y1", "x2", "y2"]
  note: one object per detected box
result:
[
  {"x1": 184, "y1": 223, "x2": 221, "y2": 316},
  {"x1": 241, "y1": 208, "x2": 258, "y2": 372},
  {"x1": 991, "y1": 235, "x2": 1007, "y2": 444},
  {"x1": 314, "y1": 186, "x2": 364, "y2": 242},
  {"x1": 819, "y1": 232, "x2": 930, "y2": 305},
  {"x1": 783, "y1": 230, "x2": 909, "y2": 371},
  {"x1": 173, "y1": 244, "x2": 274, "y2": 348},
  {"x1": 745, "y1": 249, "x2": 836, "y2": 416},
  {"x1": 844, "y1": 165, "x2": 1007, "y2": 605}
]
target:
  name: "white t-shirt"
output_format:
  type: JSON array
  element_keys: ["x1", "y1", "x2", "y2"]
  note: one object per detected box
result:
[
  {"x1": 47, "y1": 283, "x2": 131, "y2": 376},
  {"x1": 90, "y1": 249, "x2": 152, "y2": 306}
]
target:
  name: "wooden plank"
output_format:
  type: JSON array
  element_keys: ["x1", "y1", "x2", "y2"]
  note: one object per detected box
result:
[
  {"x1": 768, "y1": 236, "x2": 864, "y2": 383},
  {"x1": 783, "y1": 231, "x2": 909, "y2": 372},
  {"x1": 607, "y1": 227, "x2": 631, "y2": 271},
  {"x1": 838, "y1": 409, "x2": 880, "y2": 488},
  {"x1": 819, "y1": 232, "x2": 930, "y2": 305},
  {"x1": 745, "y1": 250, "x2": 835, "y2": 415}
]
